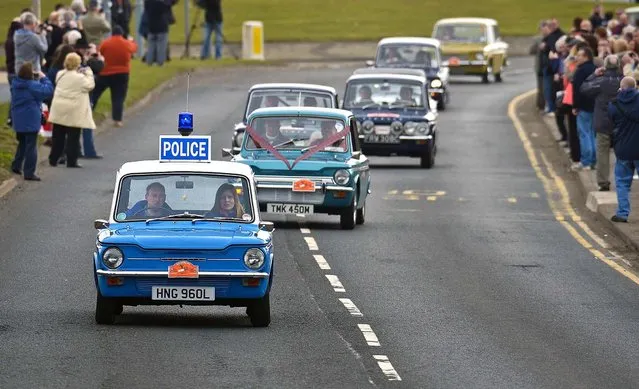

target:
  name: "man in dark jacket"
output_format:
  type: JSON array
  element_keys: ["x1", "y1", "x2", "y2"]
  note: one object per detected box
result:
[
  {"x1": 111, "y1": 0, "x2": 132, "y2": 37},
  {"x1": 143, "y1": 0, "x2": 171, "y2": 65},
  {"x1": 5, "y1": 19, "x2": 23, "y2": 127},
  {"x1": 530, "y1": 21, "x2": 548, "y2": 111},
  {"x1": 199, "y1": 0, "x2": 223, "y2": 60},
  {"x1": 572, "y1": 46, "x2": 598, "y2": 170},
  {"x1": 580, "y1": 54, "x2": 623, "y2": 191},
  {"x1": 540, "y1": 19, "x2": 564, "y2": 113},
  {"x1": 607, "y1": 76, "x2": 639, "y2": 223}
]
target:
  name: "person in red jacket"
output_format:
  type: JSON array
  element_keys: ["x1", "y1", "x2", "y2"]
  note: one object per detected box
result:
[{"x1": 92, "y1": 25, "x2": 137, "y2": 127}]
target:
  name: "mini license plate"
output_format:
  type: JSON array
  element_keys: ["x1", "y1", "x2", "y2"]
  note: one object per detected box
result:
[
  {"x1": 151, "y1": 286, "x2": 215, "y2": 301},
  {"x1": 364, "y1": 134, "x2": 401, "y2": 144},
  {"x1": 267, "y1": 203, "x2": 314, "y2": 214}
]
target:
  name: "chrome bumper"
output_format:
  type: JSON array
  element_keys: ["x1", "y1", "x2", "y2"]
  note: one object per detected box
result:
[
  {"x1": 444, "y1": 60, "x2": 488, "y2": 66},
  {"x1": 358, "y1": 135, "x2": 432, "y2": 140},
  {"x1": 255, "y1": 175, "x2": 353, "y2": 192},
  {"x1": 428, "y1": 88, "x2": 444, "y2": 94},
  {"x1": 96, "y1": 269, "x2": 269, "y2": 278}
]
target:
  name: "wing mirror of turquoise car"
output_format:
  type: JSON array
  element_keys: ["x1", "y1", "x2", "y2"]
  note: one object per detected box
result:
[
  {"x1": 351, "y1": 151, "x2": 362, "y2": 159},
  {"x1": 221, "y1": 148, "x2": 237, "y2": 157},
  {"x1": 365, "y1": 60, "x2": 374, "y2": 67},
  {"x1": 259, "y1": 221, "x2": 275, "y2": 232},
  {"x1": 94, "y1": 219, "x2": 109, "y2": 230}
]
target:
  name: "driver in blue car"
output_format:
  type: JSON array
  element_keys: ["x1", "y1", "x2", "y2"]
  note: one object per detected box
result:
[
  {"x1": 396, "y1": 86, "x2": 417, "y2": 106},
  {"x1": 126, "y1": 182, "x2": 173, "y2": 218},
  {"x1": 205, "y1": 183, "x2": 246, "y2": 218}
]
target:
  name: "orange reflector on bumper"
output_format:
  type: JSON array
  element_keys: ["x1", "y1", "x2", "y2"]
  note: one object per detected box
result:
[
  {"x1": 106, "y1": 277, "x2": 124, "y2": 286},
  {"x1": 333, "y1": 191, "x2": 347, "y2": 198},
  {"x1": 242, "y1": 278, "x2": 261, "y2": 287}
]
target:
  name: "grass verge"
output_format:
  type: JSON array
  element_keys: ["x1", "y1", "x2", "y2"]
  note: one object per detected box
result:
[
  {"x1": 0, "y1": 57, "x2": 269, "y2": 182},
  {"x1": 0, "y1": 0, "x2": 632, "y2": 45}
]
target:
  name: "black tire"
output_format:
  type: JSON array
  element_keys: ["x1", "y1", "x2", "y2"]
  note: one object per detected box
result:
[
  {"x1": 247, "y1": 293, "x2": 271, "y2": 327},
  {"x1": 356, "y1": 199, "x2": 366, "y2": 225},
  {"x1": 437, "y1": 96, "x2": 446, "y2": 110},
  {"x1": 495, "y1": 73, "x2": 502, "y2": 83},
  {"x1": 481, "y1": 72, "x2": 490, "y2": 84},
  {"x1": 340, "y1": 196, "x2": 357, "y2": 230},
  {"x1": 420, "y1": 144, "x2": 435, "y2": 169},
  {"x1": 95, "y1": 292, "x2": 117, "y2": 325}
]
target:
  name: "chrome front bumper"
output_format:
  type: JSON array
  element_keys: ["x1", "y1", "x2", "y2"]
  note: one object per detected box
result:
[
  {"x1": 96, "y1": 269, "x2": 269, "y2": 278},
  {"x1": 255, "y1": 175, "x2": 353, "y2": 192}
]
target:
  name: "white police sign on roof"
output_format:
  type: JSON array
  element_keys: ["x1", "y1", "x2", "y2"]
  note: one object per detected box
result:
[{"x1": 159, "y1": 135, "x2": 211, "y2": 162}]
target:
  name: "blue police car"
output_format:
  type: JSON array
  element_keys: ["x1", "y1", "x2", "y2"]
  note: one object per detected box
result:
[
  {"x1": 343, "y1": 69, "x2": 439, "y2": 168},
  {"x1": 93, "y1": 117, "x2": 275, "y2": 326}
]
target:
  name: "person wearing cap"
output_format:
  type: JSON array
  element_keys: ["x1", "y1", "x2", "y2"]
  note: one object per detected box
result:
[
  {"x1": 93, "y1": 25, "x2": 137, "y2": 127},
  {"x1": 580, "y1": 54, "x2": 623, "y2": 191},
  {"x1": 607, "y1": 76, "x2": 639, "y2": 223},
  {"x1": 81, "y1": 0, "x2": 111, "y2": 45}
]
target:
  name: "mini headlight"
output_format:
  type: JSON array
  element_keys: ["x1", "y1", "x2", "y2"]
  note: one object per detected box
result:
[
  {"x1": 362, "y1": 120, "x2": 375, "y2": 134},
  {"x1": 234, "y1": 131, "x2": 244, "y2": 146},
  {"x1": 102, "y1": 247, "x2": 123, "y2": 269},
  {"x1": 244, "y1": 248, "x2": 265, "y2": 269},
  {"x1": 390, "y1": 120, "x2": 403, "y2": 133},
  {"x1": 430, "y1": 79, "x2": 442, "y2": 88},
  {"x1": 476, "y1": 53, "x2": 484, "y2": 60},
  {"x1": 404, "y1": 121, "x2": 417, "y2": 135},
  {"x1": 417, "y1": 123, "x2": 429, "y2": 134},
  {"x1": 334, "y1": 169, "x2": 351, "y2": 185}
]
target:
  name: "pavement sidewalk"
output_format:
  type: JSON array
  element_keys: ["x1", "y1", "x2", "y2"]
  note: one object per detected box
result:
[{"x1": 540, "y1": 113, "x2": 639, "y2": 252}]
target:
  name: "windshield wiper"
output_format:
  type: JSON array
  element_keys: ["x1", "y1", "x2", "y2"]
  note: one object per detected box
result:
[
  {"x1": 192, "y1": 216, "x2": 244, "y2": 223},
  {"x1": 145, "y1": 212, "x2": 205, "y2": 224},
  {"x1": 273, "y1": 138, "x2": 304, "y2": 148}
]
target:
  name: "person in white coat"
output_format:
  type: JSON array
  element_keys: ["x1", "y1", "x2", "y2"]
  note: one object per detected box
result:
[{"x1": 47, "y1": 52, "x2": 96, "y2": 168}]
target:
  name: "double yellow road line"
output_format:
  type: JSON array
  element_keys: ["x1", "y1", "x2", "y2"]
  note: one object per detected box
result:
[{"x1": 508, "y1": 90, "x2": 639, "y2": 286}]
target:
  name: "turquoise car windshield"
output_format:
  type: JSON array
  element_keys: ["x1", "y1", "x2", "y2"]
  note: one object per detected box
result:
[
  {"x1": 343, "y1": 79, "x2": 425, "y2": 109},
  {"x1": 246, "y1": 116, "x2": 348, "y2": 151},
  {"x1": 114, "y1": 173, "x2": 253, "y2": 222},
  {"x1": 376, "y1": 44, "x2": 439, "y2": 68}
]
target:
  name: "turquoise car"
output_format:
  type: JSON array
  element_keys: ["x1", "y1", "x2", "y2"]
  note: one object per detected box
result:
[{"x1": 223, "y1": 107, "x2": 371, "y2": 229}]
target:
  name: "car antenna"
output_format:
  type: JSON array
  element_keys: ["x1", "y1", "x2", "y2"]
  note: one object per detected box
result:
[{"x1": 178, "y1": 72, "x2": 194, "y2": 136}]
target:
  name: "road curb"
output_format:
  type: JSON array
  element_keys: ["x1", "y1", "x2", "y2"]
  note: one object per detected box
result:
[
  {"x1": 531, "y1": 98, "x2": 639, "y2": 252},
  {"x1": 0, "y1": 64, "x2": 263, "y2": 200}
]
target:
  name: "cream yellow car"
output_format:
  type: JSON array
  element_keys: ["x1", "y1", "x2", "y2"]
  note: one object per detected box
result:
[{"x1": 432, "y1": 17, "x2": 508, "y2": 83}]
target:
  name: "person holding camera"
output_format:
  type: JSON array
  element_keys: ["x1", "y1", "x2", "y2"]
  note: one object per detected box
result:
[
  {"x1": 14, "y1": 12, "x2": 48, "y2": 74},
  {"x1": 9, "y1": 62, "x2": 54, "y2": 181}
]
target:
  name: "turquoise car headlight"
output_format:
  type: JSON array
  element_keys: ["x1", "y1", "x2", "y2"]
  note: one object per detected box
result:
[
  {"x1": 102, "y1": 247, "x2": 123, "y2": 269},
  {"x1": 403, "y1": 121, "x2": 417, "y2": 135},
  {"x1": 244, "y1": 248, "x2": 265, "y2": 269},
  {"x1": 430, "y1": 79, "x2": 442, "y2": 88},
  {"x1": 334, "y1": 169, "x2": 351, "y2": 185}
]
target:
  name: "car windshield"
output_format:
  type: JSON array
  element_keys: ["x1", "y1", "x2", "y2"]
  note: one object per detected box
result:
[
  {"x1": 114, "y1": 173, "x2": 254, "y2": 222},
  {"x1": 434, "y1": 23, "x2": 488, "y2": 43},
  {"x1": 375, "y1": 44, "x2": 439, "y2": 68},
  {"x1": 342, "y1": 79, "x2": 425, "y2": 109},
  {"x1": 245, "y1": 116, "x2": 348, "y2": 152},
  {"x1": 245, "y1": 89, "x2": 335, "y2": 118}
]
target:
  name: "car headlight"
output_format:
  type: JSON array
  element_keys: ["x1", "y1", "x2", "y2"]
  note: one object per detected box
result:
[
  {"x1": 403, "y1": 121, "x2": 417, "y2": 135},
  {"x1": 102, "y1": 247, "x2": 123, "y2": 269},
  {"x1": 390, "y1": 120, "x2": 403, "y2": 134},
  {"x1": 417, "y1": 123, "x2": 429, "y2": 134},
  {"x1": 476, "y1": 53, "x2": 484, "y2": 60},
  {"x1": 234, "y1": 131, "x2": 244, "y2": 146},
  {"x1": 334, "y1": 169, "x2": 351, "y2": 185},
  {"x1": 430, "y1": 79, "x2": 442, "y2": 88},
  {"x1": 362, "y1": 120, "x2": 374, "y2": 134},
  {"x1": 244, "y1": 248, "x2": 265, "y2": 269}
]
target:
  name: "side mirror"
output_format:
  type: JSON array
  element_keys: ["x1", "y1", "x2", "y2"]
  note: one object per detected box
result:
[
  {"x1": 221, "y1": 148, "x2": 235, "y2": 157},
  {"x1": 365, "y1": 60, "x2": 374, "y2": 67},
  {"x1": 94, "y1": 219, "x2": 109, "y2": 230},
  {"x1": 351, "y1": 151, "x2": 362, "y2": 159},
  {"x1": 259, "y1": 221, "x2": 275, "y2": 232}
]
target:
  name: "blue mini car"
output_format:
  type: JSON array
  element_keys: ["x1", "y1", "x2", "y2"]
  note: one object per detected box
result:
[
  {"x1": 93, "y1": 160, "x2": 275, "y2": 326},
  {"x1": 223, "y1": 107, "x2": 371, "y2": 230},
  {"x1": 343, "y1": 70, "x2": 439, "y2": 168}
]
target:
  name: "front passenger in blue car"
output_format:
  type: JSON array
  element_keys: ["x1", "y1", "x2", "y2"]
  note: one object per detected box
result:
[
  {"x1": 206, "y1": 183, "x2": 246, "y2": 219},
  {"x1": 126, "y1": 182, "x2": 173, "y2": 218}
]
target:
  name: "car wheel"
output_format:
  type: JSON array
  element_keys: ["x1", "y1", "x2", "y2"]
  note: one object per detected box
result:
[
  {"x1": 481, "y1": 72, "x2": 490, "y2": 84},
  {"x1": 495, "y1": 72, "x2": 502, "y2": 83},
  {"x1": 421, "y1": 144, "x2": 435, "y2": 169},
  {"x1": 95, "y1": 292, "x2": 117, "y2": 325},
  {"x1": 356, "y1": 199, "x2": 366, "y2": 225},
  {"x1": 247, "y1": 293, "x2": 271, "y2": 327},
  {"x1": 340, "y1": 196, "x2": 357, "y2": 230}
]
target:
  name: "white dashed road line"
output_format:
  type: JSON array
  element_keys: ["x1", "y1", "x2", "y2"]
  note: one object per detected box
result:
[
  {"x1": 313, "y1": 254, "x2": 331, "y2": 270},
  {"x1": 339, "y1": 298, "x2": 363, "y2": 317},
  {"x1": 304, "y1": 237, "x2": 318, "y2": 251},
  {"x1": 325, "y1": 274, "x2": 345, "y2": 292},
  {"x1": 300, "y1": 228, "x2": 311, "y2": 234},
  {"x1": 373, "y1": 355, "x2": 402, "y2": 381},
  {"x1": 357, "y1": 324, "x2": 381, "y2": 347}
]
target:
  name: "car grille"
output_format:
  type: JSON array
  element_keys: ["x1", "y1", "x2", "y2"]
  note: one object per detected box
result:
[
  {"x1": 257, "y1": 187, "x2": 325, "y2": 204},
  {"x1": 135, "y1": 278, "x2": 231, "y2": 297}
]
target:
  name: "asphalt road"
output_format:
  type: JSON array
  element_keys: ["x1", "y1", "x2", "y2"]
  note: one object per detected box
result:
[{"x1": 1, "y1": 58, "x2": 639, "y2": 389}]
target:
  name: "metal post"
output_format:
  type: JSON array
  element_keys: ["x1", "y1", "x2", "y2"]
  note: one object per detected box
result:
[
  {"x1": 184, "y1": 0, "x2": 190, "y2": 57},
  {"x1": 31, "y1": 0, "x2": 41, "y2": 20},
  {"x1": 134, "y1": 0, "x2": 144, "y2": 58}
]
